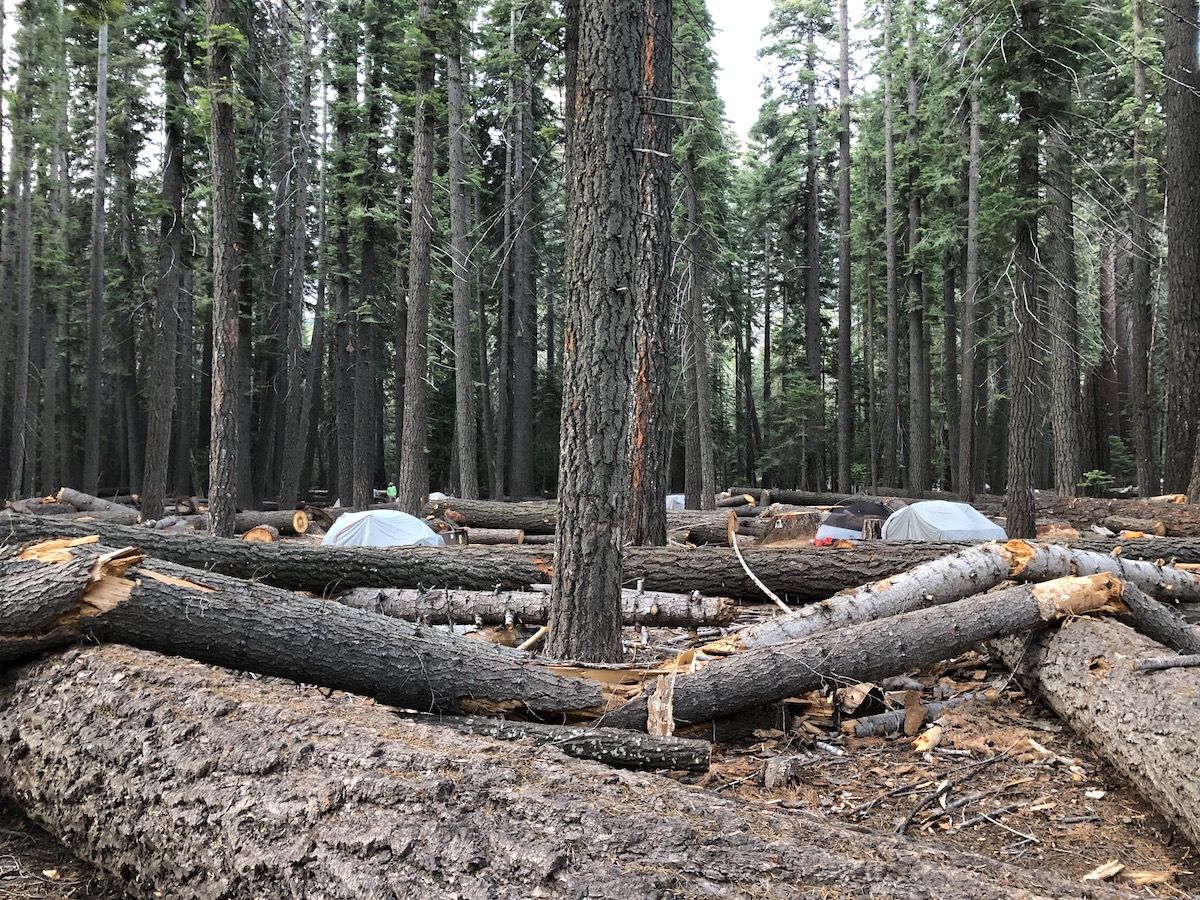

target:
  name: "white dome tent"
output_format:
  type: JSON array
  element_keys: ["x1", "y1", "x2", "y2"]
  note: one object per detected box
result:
[
  {"x1": 881, "y1": 500, "x2": 1007, "y2": 542},
  {"x1": 322, "y1": 509, "x2": 445, "y2": 548}
]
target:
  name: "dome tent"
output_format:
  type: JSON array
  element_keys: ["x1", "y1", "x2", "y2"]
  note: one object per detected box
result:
[
  {"x1": 322, "y1": 509, "x2": 444, "y2": 548},
  {"x1": 881, "y1": 500, "x2": 1007, "y2": 542}
]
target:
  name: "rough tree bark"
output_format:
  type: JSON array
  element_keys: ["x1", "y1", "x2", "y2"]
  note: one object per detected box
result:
[
  {"x1": 396, "y1": 0, "x2": 438, "y2": 514},
  {"x1": 548, "y1": 0, "x2": 644, "y2": 662},
  {"x1": 905, "y1": 4, "x2": 929, "y2": 500},
  {"x1": 804, "y1": 27, "x2": 825, "y2": 490},
  {"x1": 82, "y1": 21, "x2": 109, "y2": 495},
  {"x1": 206, "y1": 0, "x2": 241, "y2": 537},
  {"x1": 836, "y1": 0, "x2": 852, "y2": 491},
  {"x1": 447, "y1": 21, "x2": 479, "y2": 500},
  {"x1": 0, "y1": 645, "x2": 1116, "y2": 898},
  {"x1": 682, "y1": 150, "x2": 717, "y2": 511},
  {"x1": 998, "y1": 617, "x2": 1200, "y2": 849},
  {"x1": 1129, "y1": 0, "x2": 1155, "y2": 499},
  {"x1": 957, "y1": 14, "x2": 982, "y2": 502},
  {"x1": 605, "y1": 575, "x2": 1125, "y2": 731},
  {"x1": 626, "y1": 0, "x2": 673, "y2": 546}
]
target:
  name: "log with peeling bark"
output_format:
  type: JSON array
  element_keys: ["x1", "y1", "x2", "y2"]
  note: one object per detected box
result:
[
  {"x1": 409, "y1": 715, "x2": 711, "y2": 771},
  {"x1": 0, "y1": 540, "x2": 601, "y2": 715},
  {"x1": 5, "y1": 496, "x2": 74, "y2": 515},
  {"x1": 996, "y1": 617, "x2": 1200, "y2": 850},
  {"x1": 0, "y1": 516, "x2": 978, "y2": 601},
  {"x1": 0, "y1": 644, "x2": 1122, "y2": 899},
  {"x1": 56, "y1": 487, "x2": 140, "y2": 523},
  {"x1": 712, "y1": 540, "x2": 1200, "y2": 653},
  {"x1": 338, "y1": 585, "x2": 737, "y2": 627},
  {"x1": 604, "y1": 575, "x2": 1126, "y2": 731}
]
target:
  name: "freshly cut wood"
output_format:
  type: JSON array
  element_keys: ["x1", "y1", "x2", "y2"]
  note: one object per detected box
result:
[
  {"x1": 0, "y1": 517, "x2": 976, "y2": 601},
  {"x1": 717, "y1": 493, "x2": 755, "y2": 508},
  {"x1": 56, "y1": 487, "x2": 139, "y2": 524},
  {"x1": 190, "y1": 509, "x2": 311, "y2": 535},
  {"x1": 412, "y1": 715, "x2": 711, "y2": 772},
  {"x1": 339, "y1": 585, "x2": 737, "y2": 627},
  {"x1": 2, "y1": 540, "x2": 601, "y2": 715},
  {"x1": 603, "y1": 575, "x2": 1126, "y2": 731},
  {"x1": 464, "y1": 527, "x2": 525, "y2": 545},
  {"x1": 997, "y1": 617, "x2": 1200, "y2": 849},
  {"x1": 1102, "y1": 516, "x2": 1166, "y2": 536},
  {"x1": 713, "y1": 540, "x2": 1200, "y2": 653},
  {"x1": 242, "y1": 524, "x2": 280, "y2": 542},
  {"x1": 0, "y1": 644, "x2": 1122, "y2": 899}
]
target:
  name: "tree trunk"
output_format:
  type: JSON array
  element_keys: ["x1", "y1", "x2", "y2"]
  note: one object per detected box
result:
[
  {"x1": 880, "y1": 2, "x2": 899, "y2": 490},
  {"x1": 548, "y1": 0, "x2": 644, "y2": 663},
  {"x1": 905, "y1": 9, "x2": 928, "y2": 500},
  {"x1": 836, "y1": 0, "x2": 852, "y2": 492},
  {"x1": 447, "y1": 28, "x2": 479, "y2": 500},
  {"x1": 508, "y1": 60, "x2": 535, "y2": 500},
  {"x1": 339, "y1": 584, "x2": 735, "y2": 628},
  {"x1": 207, "y1": 0, "x2": 241, "y2": 537},
  {"x1": 2, "y1": 543, "x2": 601, "y2": 714},
  {"x1": 82, "y1": 22, "x2": 109, "y2": 495},
  {"x1": 1045, "y1": 122, "x2": 1082, "y2": 496},
  {"x1": 396, "y1": 0, "x2": 438, "y2": 514},
  {"x1": 1129, "y1": 0, "x2": 1156, "y2": 499},
  {"x1": 1006, "y1": 1, "x2": 1041, "y2": 538},
  {"x1": 604, "y1": 575, "x2": 1124, "y2": 730},
  {"x1": 681, "y1": 150, "x2": 716, "y2": 511},
  {"x1": 1165, "y1": 0, "x2": 1200, "y2": 492},
  {"x1": 142, "y1": 0, "x2": 187, "y2": 523},
  {"x1": 957, "y1": 14, "x2": 982, "y2": 502},
  {"x1": 0, "y1": 645, "x2": 1112, "y2": 899},
  {"x1": 997, "y1": 617, "x2": 1200, "y2": 850},
  {"x1": 330, "y1": 2, "x2": 355, "y2": 503},
  {"x1": 627, "y1": 0, "x2": 673, "y2": 545},
  {"x1": 804, "y1": 29, "x2": 826, "y2": 491}
]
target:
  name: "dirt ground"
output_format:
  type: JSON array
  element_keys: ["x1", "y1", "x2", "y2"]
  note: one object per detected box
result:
[{"x1": 0, "y1": 800, "x2": 123, "y2": 900}]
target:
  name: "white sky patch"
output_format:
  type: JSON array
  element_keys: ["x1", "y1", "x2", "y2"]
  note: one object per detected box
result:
[{"x1": 709, "y1": 0, "x2": 773, "y2": 147}]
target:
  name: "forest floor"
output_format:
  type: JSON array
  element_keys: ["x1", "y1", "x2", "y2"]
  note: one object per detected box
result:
[{"x1": 0, "y1": 800, "x2": 123, "y2": 900}]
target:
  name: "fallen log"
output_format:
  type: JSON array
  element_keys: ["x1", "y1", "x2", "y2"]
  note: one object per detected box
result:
[
  {"x1": 463, "y1": 527, "x2": 526, "y2": 545},
  {"x1": 996, "y1": 617, "x2": 1200, "y2": 850},
  {"x1": 56, "y1": 487, "x2": 139, "y2": 524},
  {"x1": 716, "y1": 493, "x2": 755, "y2": 508},
  {"x1": 713, "y1": 540, "x2": 1200, "y2": 653},
  {"x1": 242, "y1": 524, "x2": 280, "y2": 542},
  {"x1": 4, "y1": 496, "x2": 73, "y2": 515},
  {"x1": 339, "y1": 585, "x2": 737, "y2": 627},
  {"x1": 2, "y1": 540, "x2": 601, "y2": 715},
  {"x1": 0, "y1": 644, "x2": 1122, "y2": 899},
  {"x1": 1101, "y1": 515, "x2": 1166, "y2": 536},
  {"x1": 185, "y1": 509, "x2": 312, "y2": 536},
  {"x1": 603, "y1": 575, "x2": 1126, "y2": 731},
  {"x1": 428, "y1": 499, "x2": 558, "y2": 533},
  {"x1": 0, "y1": 516, "x2": 976, "y2": 600},
  {"x1": 410, "y1": 714, "x2": 711, "y2": 772}
]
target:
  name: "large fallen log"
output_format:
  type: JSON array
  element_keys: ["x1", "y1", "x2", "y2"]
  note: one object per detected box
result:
[
  {"x1": 0, "y1": 516, "x2": 975, "y2": 600},
  {"x1": 996, "y1": 617, "x2": 1200, "y2": 849},
  {"x1": 339, "y1": 585, "x2": 737, "y2": 627},
  {"x1": 0, "y1": 644, "x2": 1120, "y2": 899},
  {"x1": 714, "y1": 540, "x2": 1200, "y2": 652},
  {"x1": 56, "y1": 487, "x2": 140, "y2": 524},
  {"x1": 179, "y1": 509, "x2": 312, "y2": 536},
  {"x1": 604, "y1": 575, "x2": 1126, "y2": 731},
  {"x1": 1, "y1": 540, "x2": 601, "y2": 715}
]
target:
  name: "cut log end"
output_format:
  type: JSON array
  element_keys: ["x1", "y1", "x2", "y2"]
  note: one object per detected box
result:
[
  {"x1": 291, "y1": 510, "x2": 310, "y2": 535},
  {"x1": 243, "y1": 524, "x2": 281, "y2": 543}
]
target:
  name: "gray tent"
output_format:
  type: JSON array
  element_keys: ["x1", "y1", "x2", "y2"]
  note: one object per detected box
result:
[
  {"x1": 322, "y1": 510, "x2": 444, "y2": 548},
  {"x1": 880, "y1": 500, "x2": 1007, "y2": 542}
]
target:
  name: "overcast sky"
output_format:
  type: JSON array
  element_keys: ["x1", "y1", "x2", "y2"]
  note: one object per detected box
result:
[{"x1": 709, "y1": 1, "x2": 774, "y2": 146}]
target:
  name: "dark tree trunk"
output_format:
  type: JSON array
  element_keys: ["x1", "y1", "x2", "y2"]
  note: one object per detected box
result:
[
  {"x1": 1129, "y1": 0, "x2": 1155, "y2": 498},
  {"x1": 682, "y1": 151, "x2": 716, "y2": 511},
  {"x1": 957, "y1": 21, "x2": 981, "y2": 501},
  {"x1": 1164, "y1": 0, "x2": 1200, "y2": 492},
  {"x1": 448, "y1": 22, "x2": 479, "y2": 500},
  {"x1": 207, "y1": 0, "x2": 241, "y2": 537},
  {"x1": 804, "y1": 30, "x2": 825, "y2": 491},
  {"x1": 905, "y1": 9, "x2": 928, "y2": 499},
  {"x1": 881, "y1": 0, "x2": 899, "y2": 491},
  {"x1": 627, "y1": 0, "x2": 673, "y2": 545},
  {"x1": 508, "y1": 64, "x2": 535, "y2": 500},
  {"x1": 142, "y1": 2, "x2": 187, "y2": 522},
  {"x1": 836, "y1": 0, "x2": 852, "y2": 491},
  {"x1": 82, "y1": 22, "x2": 109, "y2": 495},
  {"x1": 6, "y1": 141, "x2": 31, "y2": 497},
  {"x1": 1006, "y1": 1, "x2": 1041, "y2": 538},
  {"x1": 396, "y1": 0, "x2": 438, "y2": 513},
  {"x1": 331, "y1": 3, "x2": 355, "y2": 503},
  {"x1": 1045, "y1": 122, "x2": 1081, "y2": 496},
  {"x1": 548, "y1": 0, "x2": 644, "y2": 661}
]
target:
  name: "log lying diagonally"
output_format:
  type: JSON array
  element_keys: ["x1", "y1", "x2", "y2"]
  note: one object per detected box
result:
[
  {"x1": 604, "y1": 575, "x2": 1127, "y2": 731},
  {"x1": 0, "y1": 644, "x2": 1120, "y2": 899},
  {"x1": 996, "y1": 617, "x2": 1200, "y2": 850},
  {"x1": 712, "y1": 540, "x2": 1200, "y2": 653},
  {"x1": 0, "y1": 539, "x2": 601, "y2": 715},
  {"x1": 339, "y1": 585, "x2": 737, "y2": 627}
]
